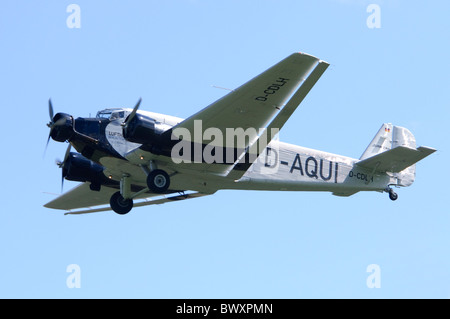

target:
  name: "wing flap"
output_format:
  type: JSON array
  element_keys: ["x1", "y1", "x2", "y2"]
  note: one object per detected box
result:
[{"x1": 356, "y1": 146, "x2": 436, "y2": 173}]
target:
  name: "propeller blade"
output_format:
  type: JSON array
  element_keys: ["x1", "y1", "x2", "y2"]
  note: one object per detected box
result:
[
  {"x1": 44, "y1": 99, "x2": 55, "y2": 158},
  {"x1": 49, "y1": 99, "x2": 54, "y2": 121},
  {"x1": 59, "y1": 144, "x2": 72, "y2": 192},
  {"x1": 61, "y1": 171, "x2": 65, "y2": 193},
  {"x1": 44, "y1": 134, "x2": 51, "y2": 158},
  {"x1": 122, "y1": 97, "x2": 142, "y2": 127},
  {"x1": 63, "y1": 144, "x2": 72, "y2": 164},
  {"x1": 45, "y1": 117, "x2": 68, "y2": 156}
]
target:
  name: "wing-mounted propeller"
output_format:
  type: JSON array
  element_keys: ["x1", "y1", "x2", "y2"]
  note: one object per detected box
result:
[
  {"x1": 55, "y1": 143, "x2": 109, "y2": 192},
  {"x1": 121, "y1": 97, "x2": 142, "y2": 129},
  {"x1": 121, "y1": 98, "x2": 167, "y2": 147},
  {"x1": 55, "y1": 144, "x2": 72, "y2": 192}
]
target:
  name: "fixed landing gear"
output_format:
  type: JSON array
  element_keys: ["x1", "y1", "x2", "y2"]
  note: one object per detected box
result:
[
  {"x1": 110, "y1": 191, "x2": 133, "y2": 215},
  {"x1": 110, "y1": 174, "x2": 134, "y2": 215},
  {"x1": 146, "y1": 169, "x2": 170, "y2": 193},
  {"x1": 386, "y1": 187, "x2": 398, "y2": 201},
  {"x1": 109, "y1": 168, "x2": 171, "y2": 215}
]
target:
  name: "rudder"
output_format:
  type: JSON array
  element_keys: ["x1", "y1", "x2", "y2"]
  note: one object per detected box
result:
[
  {"x1": 392, "y1": 125, "x2": 416, "y2": 187},
  {"x1": 360, "y1": 123, "x2": 394, "y2": 161},
  {"x1": 360, "y1": 124, "x2": 417, "y2": 187}
]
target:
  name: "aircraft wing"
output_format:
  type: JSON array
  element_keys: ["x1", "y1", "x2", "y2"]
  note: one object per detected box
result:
[
  {"x1": 228, "y1": 57, "x2": 329, "y2": 179},
  {"x1": 163, "y1": 52, "x2": 326, "y2": 152},
  {"x1": 44, "y1": 183, "x2": 159, "y2": 211},
  {"x1": 44, "y1": 183, "x2": 213, "y2": 215},
  {"x1": 63, "y1": 191, "x2": 213, "y2": 215}
]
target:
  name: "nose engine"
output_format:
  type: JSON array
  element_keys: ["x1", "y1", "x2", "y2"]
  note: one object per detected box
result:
[
  {"x1": 49, "y1": 112, "x2": 74, "y2": 142},
  {"x1": 46, "y1": 99, "x2": 75, "y2": 148}
]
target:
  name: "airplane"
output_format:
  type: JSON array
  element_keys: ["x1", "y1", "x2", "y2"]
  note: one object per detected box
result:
[{"x1": 44, "y1": 52, "x2": 436, "y2": 215}]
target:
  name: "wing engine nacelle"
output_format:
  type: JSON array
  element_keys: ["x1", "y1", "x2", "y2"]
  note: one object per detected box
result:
[
  {"x1": 62, "y1": 152, "x2": 107, "y2": 184},
  {"x1": 122, "y1": 114, "x2": 166, "y2": 145}
]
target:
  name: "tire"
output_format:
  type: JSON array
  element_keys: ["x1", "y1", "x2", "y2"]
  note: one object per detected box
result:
[
  {"x1": 110, "y1": 191, "x2": 133, "y2": 215},
  {"x1": 389, "y1": 190, "x2": 398, "y2": 201},
  {"x1": 147, "y1": 169, "x2": 170, "y2": 193}
]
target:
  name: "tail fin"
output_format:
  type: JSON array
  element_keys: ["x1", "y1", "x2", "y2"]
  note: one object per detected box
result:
[
  {"x1": 360, "y1": 123, "x2": 395, "y2": 160},
  {"x1": 359, "y1": 124, "x2": 435, "y2": 187}
]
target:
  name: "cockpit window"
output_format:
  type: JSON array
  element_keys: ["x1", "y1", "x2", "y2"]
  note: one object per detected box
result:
[
  {"x1": 96, "y1": 110, "x2": 126, "y2": 120},
  {"x1": 96, "y1": 111, "x2": 113, "y2": 119}
]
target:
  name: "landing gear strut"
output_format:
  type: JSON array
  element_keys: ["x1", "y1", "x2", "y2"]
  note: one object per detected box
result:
[
  {"x1": 386, "y1": 187, "x2": 398, "y2": 201},
  {"x1": 109, "y1": 167, "x2": 171, "y2": 215},
  {"x1": 110, "y1": 174, "x2": 134, "y2": 215}
]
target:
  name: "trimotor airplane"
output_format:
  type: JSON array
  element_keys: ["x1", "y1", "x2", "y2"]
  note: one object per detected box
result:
[{"x1": 44, "y1": 52, "x2": 435, "y2": 215}]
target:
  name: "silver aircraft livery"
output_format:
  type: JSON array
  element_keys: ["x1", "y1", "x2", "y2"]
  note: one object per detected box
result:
[{"x1": 44, "y1": 52, "x2": 436, "y2": 215}]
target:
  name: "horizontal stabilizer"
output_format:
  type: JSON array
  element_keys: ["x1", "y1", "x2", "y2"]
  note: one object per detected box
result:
[{"x1": 356, "y1": 146, "x2": 436, "y2": 173}]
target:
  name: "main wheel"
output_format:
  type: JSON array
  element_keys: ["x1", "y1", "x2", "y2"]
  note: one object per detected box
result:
[
  {"x1": 110, "y1": 191, "x2": 133, "y2": 215},
  {"x1": 147, "y1": 169, "x2": 170, "y2": 193},
  {"x1": 389, "y1": 190, "x2": 398, "y2": 201}
]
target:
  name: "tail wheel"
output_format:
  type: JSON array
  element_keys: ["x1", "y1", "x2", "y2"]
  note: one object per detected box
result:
[
  {"x1": 147, "y1": 169, "x2": 170, "y2": 193},
  {"x1": 110, "y1": 191, "x2": 133, "y2": 215}
]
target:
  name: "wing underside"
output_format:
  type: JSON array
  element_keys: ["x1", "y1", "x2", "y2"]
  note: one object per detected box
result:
[
  {"x1": 64, "y1": 191, "x2": 212, "y2": 215},
  {"x1": 44, "y1": 183, "x2": 213, "y2": 215},
  {"x1": 44, "y1": 183, "x2": 146, "y2": 211}
]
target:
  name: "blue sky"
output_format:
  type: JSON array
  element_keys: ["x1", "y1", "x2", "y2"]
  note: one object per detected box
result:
[{"x1": 0, "y1": 0, "x2": 449, "y2": 298}]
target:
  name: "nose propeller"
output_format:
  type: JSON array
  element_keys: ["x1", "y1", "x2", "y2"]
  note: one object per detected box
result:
[
  {"x1": 45, "y1": 98, "x2": 75, "y2": 156},
  {"x1": 48, "y1": 98, "x2": 54, "y2": 121},
  {"x1": 45, "y1": 99, "x2": 67, "y2": 154}
]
